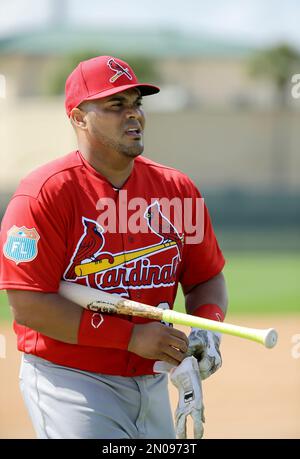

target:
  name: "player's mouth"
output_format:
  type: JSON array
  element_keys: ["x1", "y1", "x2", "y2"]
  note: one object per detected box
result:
[{"x1": 124, "y1": 126, "x2": 143, "y2": 139}]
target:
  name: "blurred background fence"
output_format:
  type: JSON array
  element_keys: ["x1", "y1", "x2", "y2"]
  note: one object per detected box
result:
[{"x1": 1, "y1": 104, "x2": 299, "y2": 252}]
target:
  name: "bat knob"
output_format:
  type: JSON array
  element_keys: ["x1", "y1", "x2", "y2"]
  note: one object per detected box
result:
[{"x1": 264, "y1": 328, "x2": 278, "y2": 348}]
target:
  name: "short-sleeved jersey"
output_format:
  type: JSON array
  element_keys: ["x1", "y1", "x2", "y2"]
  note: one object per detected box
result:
[{"x1": 0, "y1": 151, "x2": 225, "y2": 376}]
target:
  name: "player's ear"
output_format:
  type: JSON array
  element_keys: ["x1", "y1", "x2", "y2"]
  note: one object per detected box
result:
[{"x1": 70, "y1": 107, "x2": 87, "y2": 130}]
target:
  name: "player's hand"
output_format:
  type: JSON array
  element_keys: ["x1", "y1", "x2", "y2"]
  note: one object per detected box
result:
[
  {"x1": 187, "y1": 328, "x2": 222, "y2": 380},
  {"x1": 170, "y1": 356, "x2": 205, "y2": 439},
  {"x1": 128, "y1": 322, "x2": 188, "y2": 365}
]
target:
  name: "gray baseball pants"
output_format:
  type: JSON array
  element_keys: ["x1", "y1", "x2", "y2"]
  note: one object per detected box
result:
[{"x1": 19, "y1": 353, "x2": 176, "y2": 439}]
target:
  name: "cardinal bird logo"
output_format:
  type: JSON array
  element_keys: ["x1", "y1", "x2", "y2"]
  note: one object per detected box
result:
[
  {"x1": 64, "y1": 218, "x2": 113, "y2": 280},
  {"x1": 144, "y1": 201, "x2": 184, "y2": 260},
  {"x1": 107, "y1": 58, "x2": 133, "y2": 83},
  {"x1": 64, "y1": 207, "x2": 183, "y2": 290}
]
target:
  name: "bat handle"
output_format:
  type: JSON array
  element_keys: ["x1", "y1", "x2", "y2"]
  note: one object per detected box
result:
[{"x1": 162, "y1": 310, "x2": 278, "y2": 348}]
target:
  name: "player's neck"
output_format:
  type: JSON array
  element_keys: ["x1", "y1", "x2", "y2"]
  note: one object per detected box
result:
[{"x1": 79, "y1": 147, "x2": 135, "y2": 189}]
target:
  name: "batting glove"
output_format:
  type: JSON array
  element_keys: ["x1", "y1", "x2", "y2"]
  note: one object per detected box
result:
[
  {"x1": 187, "y1": 329, "x2": 222, "y2": 380},
  {"x1": 153, "y1": 361, "x2": 175, "y2": 373},
  {"x1": 170, "y1": 356, "x2": 205, "y2": 439}
]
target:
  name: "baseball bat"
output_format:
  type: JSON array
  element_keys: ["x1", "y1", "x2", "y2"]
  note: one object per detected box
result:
[{"x1": 58, "y1": 281, "x2": 278, "y2": 349}]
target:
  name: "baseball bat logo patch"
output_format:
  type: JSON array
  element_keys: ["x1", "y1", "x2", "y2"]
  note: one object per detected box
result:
[
  {"x1": 3, "y1": 225, "x2": 40, "y2": 265},
  {"x1": 107, "y1": 58, "x2": 133, "y2": 83}
]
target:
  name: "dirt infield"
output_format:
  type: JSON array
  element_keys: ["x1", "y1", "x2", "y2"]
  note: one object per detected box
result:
[{"x1": 0, "y1": 315, "x2": 299, "y2": 439}]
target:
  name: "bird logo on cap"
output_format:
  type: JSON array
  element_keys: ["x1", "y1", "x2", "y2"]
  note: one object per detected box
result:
[{"x1": 107, "y1": 58, "x2": 133, "y2": 83}]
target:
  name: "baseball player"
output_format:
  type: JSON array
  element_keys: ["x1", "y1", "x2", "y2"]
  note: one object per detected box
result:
[{"x1": 0, "y1": 56, "x2": 228, "y2": 439}]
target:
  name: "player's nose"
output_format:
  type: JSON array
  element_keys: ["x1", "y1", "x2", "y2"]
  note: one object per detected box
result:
[{"x1": 125, "y1": 106, "x2": 144, "y2": 121}]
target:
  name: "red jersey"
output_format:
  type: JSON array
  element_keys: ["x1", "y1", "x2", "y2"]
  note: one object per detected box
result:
[{"x1": 0, "y1": 151, "x2": 225, "y2": 376}]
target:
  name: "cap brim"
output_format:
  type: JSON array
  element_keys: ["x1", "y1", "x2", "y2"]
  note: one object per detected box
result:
[{"x1": 83, "y1": 83, "x2": 160, "y2": 102}]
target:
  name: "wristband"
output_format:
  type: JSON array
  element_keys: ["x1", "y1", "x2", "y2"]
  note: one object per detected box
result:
[
  {"x1": 192, "y1": 304, "x2": 225, "y2": 322},
  {"x1": 78, "y1": 309, "x2": 134, "y2": 350}
]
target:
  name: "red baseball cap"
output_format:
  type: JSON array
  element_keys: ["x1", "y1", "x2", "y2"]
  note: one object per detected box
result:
[{"x1": 65, "y1": 55, "x2": 160, "y2": 117}]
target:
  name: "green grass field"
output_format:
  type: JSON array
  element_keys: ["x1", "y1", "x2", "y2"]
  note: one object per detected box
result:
[
  {"x1": 0, "y1": 252, "x2": 299, "y2": 322},
  {"x1": 174, "y1": 252, "x2": 300, "y2": 316}
]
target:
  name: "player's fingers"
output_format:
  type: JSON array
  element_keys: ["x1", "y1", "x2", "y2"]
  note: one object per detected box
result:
[
  {"x1": 162, "y1": 344, "x2": 187, "y2": 364},
  {"x1": 168, "y1": 335, "x2": 188, "y2": 354},
  {"x1": 169, "y1": 328, "x2": 189, "y2": 346},
  {"x1": 158, "y1": 345, "x2": 187, "y2": 366},
  {"x1": 159, "y1": 355, "x2": 182, "y2": 366},
  {"x1": 170, "y1": 327, "x2": 189, "y2": 341}
]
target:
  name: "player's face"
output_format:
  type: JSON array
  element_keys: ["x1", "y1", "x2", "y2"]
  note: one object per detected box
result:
[{"x1": 82, "y1": 88, "x2": 145, "y2": 158}]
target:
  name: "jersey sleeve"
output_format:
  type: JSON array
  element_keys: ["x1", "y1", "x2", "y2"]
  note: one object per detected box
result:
[
  {"x1": 179, "y1": 180, "x2": 225, "y2": 287},
  {"x1": 0, "y1": 194, "x2": 67, "y2": 292}
]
